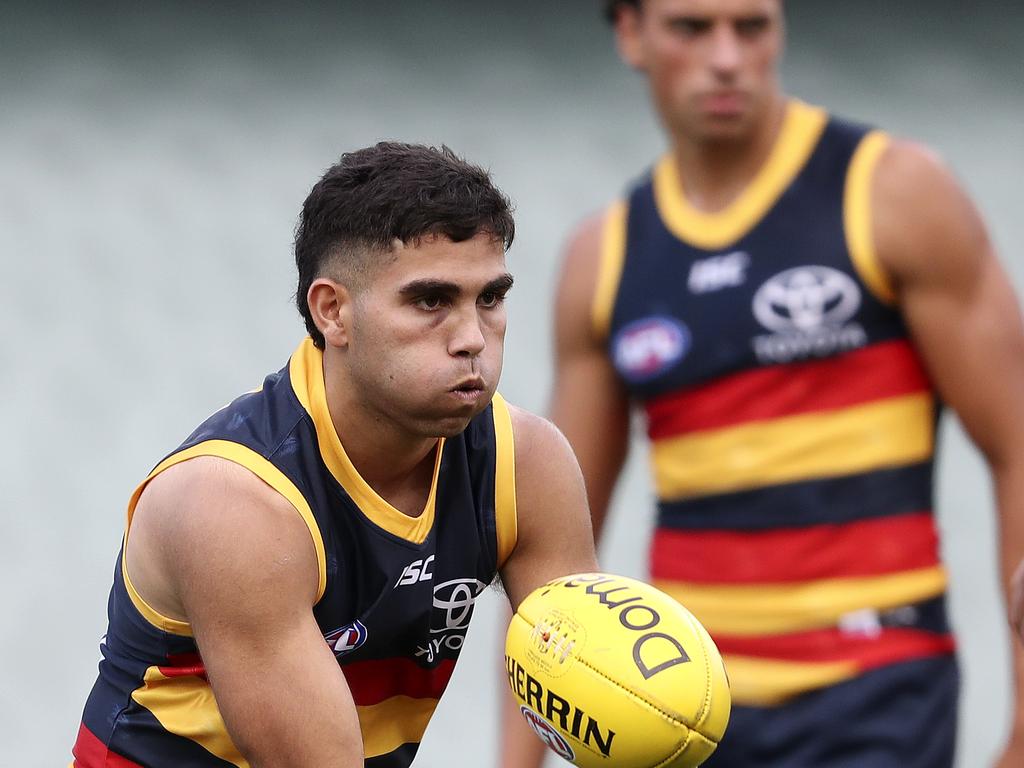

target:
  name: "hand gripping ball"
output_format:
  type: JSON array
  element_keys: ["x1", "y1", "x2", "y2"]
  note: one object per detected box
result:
[{"x1": 505, "y1": 573, "x2": 730, "y2": 767}]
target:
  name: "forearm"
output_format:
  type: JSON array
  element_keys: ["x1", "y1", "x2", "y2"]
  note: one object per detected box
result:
[
  {"x1": 499, "y1": 687, "x2": 548, "y2": 768},
  {"x1": 993, "y1": 457, "x2": 1024, "y2": 729}
]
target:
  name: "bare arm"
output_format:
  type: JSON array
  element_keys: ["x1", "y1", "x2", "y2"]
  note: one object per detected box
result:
[
  {"x1": 872, "y1": 140, "x2": 1024, "y2": 763},
  {"x1": 497, "y1": 405, "x2": 599, "y2": 768},
  {"x1": 500, "y1": 212, "x2": 625, "y2": 768},
  {"x1": 498, "y1": 405, "x2": 600, "y2": 609},
  {"x1": 549, "y1": 211, "x2": 632, "y2": 540},
  {"x1": 126, "y1": 457, "x2": 363, "y2": 767}
]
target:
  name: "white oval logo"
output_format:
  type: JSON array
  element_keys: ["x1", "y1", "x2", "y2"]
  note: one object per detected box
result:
[
  {"x1": 612, "y1": 316, "x2": 690, "y2": 382},
  {"x1": 753, "y1": 266, "x2": 861, "y2": 333},
  {"x1": 520, "y1": 706, "x2": 575, "y2": 761}
]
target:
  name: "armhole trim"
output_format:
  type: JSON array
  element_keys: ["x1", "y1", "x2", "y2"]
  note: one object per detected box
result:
[
  {"x1": 491, "y1": 393, "x2": 518, "y2": 569},
  {"x1": 845, "y1": 130, "x2": 897, "y2": 305},
  {"x1": 591, "y1": 200, "x2": 629, "y2": 343},
  {"x1": 123, "y1": 439, "x2": 328, "y2": 635}
]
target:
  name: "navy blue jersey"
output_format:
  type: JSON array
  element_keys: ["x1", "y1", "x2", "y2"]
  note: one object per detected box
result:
[
  {"x1": 73, "y1": 338, "x2": 517, "y2": 767},
  {"x1": 593, "y1": 101, "x2": 953, "y2": 705}
]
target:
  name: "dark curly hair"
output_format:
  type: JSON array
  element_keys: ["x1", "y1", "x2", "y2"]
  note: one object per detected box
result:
[{"x1": 294, "y1": 142, "x2": 516, "y2": 348}]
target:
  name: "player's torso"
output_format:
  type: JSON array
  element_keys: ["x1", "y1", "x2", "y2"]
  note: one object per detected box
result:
[
  {"x1": 74, "y1": 338, "x2": 516, "y2": 768},
  {"x1": 600, "y1": 101, "x2": 955, "y2": 707}
]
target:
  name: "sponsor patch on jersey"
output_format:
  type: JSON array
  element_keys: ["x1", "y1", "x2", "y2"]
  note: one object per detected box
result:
[
  {"x1": 612, "y1": 316, "x2": 690, "y2": 382},
  {"x1": 520, "y1": 706, "x2": 575, "y2": 761},
  {"x1": 324, "y1": 619, "x2": 368, "y2": 656},
  {"x1": 751, "y1": 266, "x2": 867, "y2": 364},
  {"x1": 416, "y1": 577, "x2": 489, "y2": 663},
  {"x1": 688, "y1": 250, "x2": 750, "y2": 293}
]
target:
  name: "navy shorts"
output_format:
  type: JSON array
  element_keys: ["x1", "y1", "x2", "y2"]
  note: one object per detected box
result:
[{"x1": 705, "y1": 655, "x2": 959, "y2": 768}]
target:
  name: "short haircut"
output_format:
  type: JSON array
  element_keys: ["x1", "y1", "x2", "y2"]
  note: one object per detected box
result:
[
  {"x1": 604, "y1": 0, "x2": 639, "y2": 23},
  {"x1": 294, "y1": 142, "x2": 516, "y2": 348}
]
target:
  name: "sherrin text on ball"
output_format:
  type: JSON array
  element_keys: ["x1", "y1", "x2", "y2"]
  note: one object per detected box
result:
[{"x1": 505, "y1": 572, "x2": 730, "y2": 768}]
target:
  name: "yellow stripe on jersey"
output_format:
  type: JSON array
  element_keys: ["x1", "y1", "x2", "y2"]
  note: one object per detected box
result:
[
  {"x1": 123, "y1": 439, "x2": 329, "y2": 634},
  {"x1": 654, "y1": 564, "x2": 947, "y2": 636},
  {"x1": 845, "y1": 130, "x2": 897, "y2": 305},
  {"x1": 131, "y1": 667, "x2": 249, "y2": 767},
  {"x1": 719, "y1": 655, "x2": 858, "y2": 707},
  {"x1": 651, "y1": 392, "x2": 935, "y2": 500},
  {"x1": 653, "y1": 100, "x2": 828, "y2": 250},
  {"x1": 357, "y1": 696, "x2": 439, "y2": 758},
  {"x1": 289, "y1": 338, "x2": 442, "y2": 544},
  {"x1": 120, "y1": 543, "x2": 193, "y2": 637},
  {"x1": 492, "y1": 393, "x2": 518, "y2": 569},
  {"x1": 591, "y1": 199, "x2": 629, "y2": 342}
]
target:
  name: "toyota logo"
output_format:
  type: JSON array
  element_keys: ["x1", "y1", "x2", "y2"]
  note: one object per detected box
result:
[
  {"x1": 753, "y1": 266, "x2": 861, "y2": 333},
  {"x1": 432, "y1": 578, "x2": 487, "y2": 632}
]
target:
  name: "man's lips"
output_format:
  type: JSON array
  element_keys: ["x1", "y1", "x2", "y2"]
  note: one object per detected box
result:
[
  {"x1": 700, "y1": 91, "x2": 746, "y2": 115},
  {"x1": 451, "y1": 376, "x2": 486, "y2": 393}
]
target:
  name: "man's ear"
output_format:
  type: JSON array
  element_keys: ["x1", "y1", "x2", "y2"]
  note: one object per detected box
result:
[
  {"x1": 615, "y1": 5, "x2": 647, "y2": 70},
  {"x1": 307, "y1": 277, "x2": 353, "y2": 348}
]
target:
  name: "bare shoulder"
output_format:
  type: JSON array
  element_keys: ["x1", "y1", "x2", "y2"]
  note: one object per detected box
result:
[
  {"x1": 128, "y1": 456, "x2": 320, "y2": 622},
  {"x1": 507, "y1": 403, "x2": 579, "y2": 472},
  {"x1": 499, "y1": 404, "x2": 597, "y2": 607},
  {"x1": 562, "y1": 209, "x2": 609, "y2": 272},
  {"x1": 556, "y1": 208, "x2": 617, "y2": 308},
  {"x1": 873, "y1": 138, "x2": 991, "y2": 285}
]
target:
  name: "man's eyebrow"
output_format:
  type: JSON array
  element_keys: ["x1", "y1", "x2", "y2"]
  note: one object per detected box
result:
[
  {"x1": 485, "y1": 273, "x2": 515, "y2": 293},
  {"x1": 398, "y1": 279, "x2": 461, "y2": 298},
  {"x1": 397, "y1": 273, "x2": 514, "y2": 298}
]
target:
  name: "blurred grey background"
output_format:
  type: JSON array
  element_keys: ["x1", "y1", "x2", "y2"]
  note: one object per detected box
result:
[{"x1": 2, "y1": 1, "x2": 1022, "y2": 765}]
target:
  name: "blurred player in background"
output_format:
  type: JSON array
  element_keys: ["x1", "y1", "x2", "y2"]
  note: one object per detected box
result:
[
  {"x1": 71, "y1": 142, "x2": 598, "y2": 768},
  {"x1": 501, "y1": 0, "x2": 1024, "y2": 766}
]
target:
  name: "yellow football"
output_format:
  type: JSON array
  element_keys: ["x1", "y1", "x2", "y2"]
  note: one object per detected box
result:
[{"x1": 505, "y1": 572, "x2": 730, "y2": 768}]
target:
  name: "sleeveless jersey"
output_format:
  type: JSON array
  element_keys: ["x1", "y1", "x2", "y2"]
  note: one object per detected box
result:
[
  {"x1": 595, "y1": 100, "x2": 955, "y2": 706},
  {"x1": 72, "y1": 338, "x2": 517, "y2": 767}
]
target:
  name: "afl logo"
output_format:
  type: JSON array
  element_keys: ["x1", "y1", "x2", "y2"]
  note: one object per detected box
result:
[
  {"x1": 753, "y1": 266, "x2": 861, "y2": 333},
  {"x1": 324, "y1": 619, "x2": 368, "y2": 657},
  {"x1": 612, "y1": 316, "x2": 690, "y2": 382},
  {"x1": 520, "y1": 706, "x2": 575, "y2": 761}
]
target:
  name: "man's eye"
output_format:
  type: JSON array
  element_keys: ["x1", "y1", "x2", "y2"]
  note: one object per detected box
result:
[
  {"x1": 670, "y1": 18, "x2": 711, "y2": 37},
  {"x1": 479, "y1": 292, "x2": 505, "y2": 308},
  {"x1": 736, "y1": 17, "x2": 769, "y2": 36},
  {"x1": 416, "y1": 295, "x2": 447, "y2": 311}
]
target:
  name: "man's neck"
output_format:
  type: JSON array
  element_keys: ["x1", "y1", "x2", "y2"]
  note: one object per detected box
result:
[
  {"x1": 322, "y1": 349, "x2": 439, "y2": 514},
  {"x1": 671, "y1": 96, "x2": 789, "y2": 214}
]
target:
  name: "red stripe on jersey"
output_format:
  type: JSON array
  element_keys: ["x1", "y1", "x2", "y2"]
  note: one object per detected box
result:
[
  {"x1": 651, "y1": 512, "x2": 940, "y2": 584},
  {"x1": 715, "y1": 626, "x2": 956, "y2": 672},
  {"x1": 645, "y1": 339, "x2": 931, "y2": 440},
  {"x1": 72, "y1": 722, "x2": 146, "y2": 768},
  {"x1": 342, "y1": 657, "x2": 457, "y2": 707},
  {"x1": 158, "y1": 652, "x2": 206, "y2": 679}
]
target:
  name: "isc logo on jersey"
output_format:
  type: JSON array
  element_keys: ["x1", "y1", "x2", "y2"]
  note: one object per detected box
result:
[
  {"x1": 396, "y1": 555, "x2": 434, "y2": 587},
  {"x1": 612, "y1": 316, "x2": 690, "y2": 382},
  {"x1": 751, "y1": 265, "x2": 867, "y2": 364},
  {"x1": 688, "y1": 251, "x2": 750, "y2": 293}
]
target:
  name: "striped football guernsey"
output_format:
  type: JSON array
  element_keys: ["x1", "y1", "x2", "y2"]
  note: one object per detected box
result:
[
  {"x1": 72, "y1": 337, "x2": 517, "y2": 767},
  {"x1": 594, "y1": 100, "x2": 955, "y2": 706}
]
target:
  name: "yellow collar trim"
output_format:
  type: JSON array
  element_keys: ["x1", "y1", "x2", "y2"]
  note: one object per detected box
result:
[
  {"x1": 653, "y1": 100, "x2": 828, "y2": 250},
  {"x1": 289, "y1": 338, "x2": 442, "y2": 544}
]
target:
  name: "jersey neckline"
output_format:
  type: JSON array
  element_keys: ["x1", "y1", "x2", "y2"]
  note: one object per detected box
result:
[
  {"x1": 289, "y1": 337, "x2": 443, "y2": 544},
  {"x1": 653, "y1": 99, "x2": 828, "y2": 250}
]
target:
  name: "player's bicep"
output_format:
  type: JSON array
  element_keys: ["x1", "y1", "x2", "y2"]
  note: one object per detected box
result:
[
  {"x1": 873, "y1": 141, "x2": 1024, "y2": 461},
  {"x1": 144, "y1": 459, "x2": 364, "y2": 766},
  {"x1": 500, "y1": 406, "x2": 599, "y2": 610}
]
